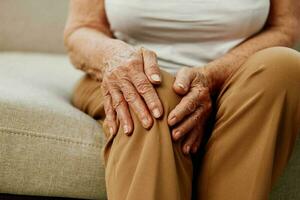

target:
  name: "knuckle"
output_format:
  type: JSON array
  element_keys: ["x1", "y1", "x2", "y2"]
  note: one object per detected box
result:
[
  {"x1": 192, "y1": 116, "x2": 199, "y2": 122},
  {"x1": 104, "y1": 118, "x2": 115, "y2": 129},
  {"x1": 125, "y1": 57, "x2": 143, "y2": 69},
  {"x1": 194, "y1": 87, "x2": 203, "y2": 100},
  {"x1": 186, "y1": 101, "x2": 197, "y2": 112},
  {"x1": 104, "y1": 118, "x2": 113, "y2": 125},
  {"x1": 112, "y1": 98, "x2": 125, "y2": 110},
  {"x1": 193, "y1": 113, "x2": 202, "y2": 122},
  {"x1": 119, "y1": 80, "x2": 129, "y2": 89},
  {"x1": 124, "y1": 91, "x2": 138, "y2": 103},
  {"x1": 106, "y1": 70, "x2": 118, "y2": 80},
  {"x1": 106, "y1": 115, "x2": 114, "y2": 122},
  {"x1": 113, "y1": 68, "x2": 129, "y2": 79},
  {"x1": 118, "y1": 79, "x2": 128, "y2": 89},
  {"x1": 136, "y1": 79, "x2": 152, "y2": 95}
]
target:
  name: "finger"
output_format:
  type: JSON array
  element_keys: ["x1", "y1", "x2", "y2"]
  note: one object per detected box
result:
[
  {"x1": 108, "y1": 85, "x2": 134, "y2": 135},
  {"x1": 168, "y1": 87, "x2": 209, "y2": 126},
  {"x1": 191, "y1": 133, "x2": 203, "y2": 154},
  {"x1": 172, "y1": 107, "x2": 204, "y2": 141},
  {"x1": 142, "y1": 48, "x2": 161, "y2": 84},
  {"x1": 131, "y1": 72, "x2": 163, "y2": 118},
  {"x1": 103, "y1": 92, "x2": 118, "y2": 135},
  {"x1": 173, "y1": 67, "x2": 195, "y2": 95},
  {"x1": 119, "y1": 79, "x2": 153, "y2": 129},
  {"x1": 183, "y1": 126, "x2": 203, "y2": 155},
  {"x1": 102, "y1": 82, "x2": 118, "y2": 135}
]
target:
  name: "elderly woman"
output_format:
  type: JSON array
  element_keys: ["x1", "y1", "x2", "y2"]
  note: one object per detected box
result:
[{"x1": 64, "y1": 0, "x2": 300, "y2": 199}]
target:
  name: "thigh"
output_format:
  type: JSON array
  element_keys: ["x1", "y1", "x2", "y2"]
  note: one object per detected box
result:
[
  {"x1": 72, "y1": 75, "x2": 105, "y2": 120},
  {"x1": 195, "y1": 47, "x2": 300, "y2": 200}
]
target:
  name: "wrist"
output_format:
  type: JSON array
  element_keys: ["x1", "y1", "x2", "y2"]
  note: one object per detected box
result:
[
  {"x1": 196, "y1": 66, "x2": 221, "y2": 95},
  {"x1": 197, "y1": 53, "x2": 245, "y2": 95}
]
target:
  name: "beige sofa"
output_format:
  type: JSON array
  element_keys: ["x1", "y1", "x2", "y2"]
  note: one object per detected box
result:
[
  {"x1": 0, "y1": 0, "x2": 299, "y2": 199},
  {"x1": 0, "y1": 0, "x2": 106, "y2": 199}
]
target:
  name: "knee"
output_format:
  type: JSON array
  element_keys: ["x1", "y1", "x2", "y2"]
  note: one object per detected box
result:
[
  {"x1": 127, "y1": 70, "x2": 180, "y2": 130},
  {"x1": 250, "y1": 47, "x2": 300, "y2": 77},
  {"x1": 73, "y1": 70, "x2": 179, "y2": 122},
  {"x1": 156, "y1": 70, "x2": 181, "y2": 116},
  {"x1": 243, "y1": 47, "x2": 300, "y2": 88}
]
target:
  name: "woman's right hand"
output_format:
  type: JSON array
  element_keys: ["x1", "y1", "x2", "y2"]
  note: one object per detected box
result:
[{"x1": 101, "y1": 39, "x2": 163, "y2": 136}]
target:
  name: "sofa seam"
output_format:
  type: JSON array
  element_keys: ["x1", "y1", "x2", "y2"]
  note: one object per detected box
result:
[{"x1": 0, "y1": 127, "x2": 101, "y2": 148}]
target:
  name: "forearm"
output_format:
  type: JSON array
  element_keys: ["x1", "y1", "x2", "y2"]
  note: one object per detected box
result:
[
  {"x1": 202, "y1": 27, "x2": 298, "y2": 94},
  {"x1": 64, "y1": 0, "x2": 118, "y2": 81},
  {"x1": 65, "y1": 27, "x2": 116, "y2": 81}
]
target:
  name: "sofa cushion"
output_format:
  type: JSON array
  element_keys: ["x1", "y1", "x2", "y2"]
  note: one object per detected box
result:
[{"x1": 0, "y1": 52, "x2": 106, "y2": 199}]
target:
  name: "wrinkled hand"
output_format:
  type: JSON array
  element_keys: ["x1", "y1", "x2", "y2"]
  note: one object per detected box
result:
[
  {"x1": 102, "y1": 40, "x2": 163, "y2": 136},
  {"x1": 168, "y1": 67, "x2": 212, "y2": 155}
]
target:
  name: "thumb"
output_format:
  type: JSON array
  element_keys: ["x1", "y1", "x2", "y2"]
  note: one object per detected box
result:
[
  {"x1": 142, "y1": 47, "x2": 161, "y2": 84},
  {"x1": 173, "y1": 67, "x2": 195, "y2": 95}
]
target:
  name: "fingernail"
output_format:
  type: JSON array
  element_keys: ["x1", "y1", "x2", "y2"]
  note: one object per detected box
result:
[
  {"x1": 169, "y1": 116, "x2": 176, "y2": 125},
  {"x1": 177, "y1": 83, "x2": 186, "y2": 90},
  {"x1": 109, "y1": 127, "x2": 114, "y2": 135},
  {"x1": 192, "y1": 146, "x2": 198, "y2": 153},
  {"x1": 151, "y1": 74, "x2": 161, "y2": 82},
  {"x1": 142, "y1": 117, "x2": 150, "y2": 127},
  {"x1": 123, "y1": 125, "x2": 130, "y2": 135},
  {"x1": 153, "y1": 108, "x2": 161, "y2": 118},
  {"x1": 185, "y1": 145, "x2": 191, "y2": 154},
  {"x1": 173, "y1": 130, "x2": 180, "y2": 139}
]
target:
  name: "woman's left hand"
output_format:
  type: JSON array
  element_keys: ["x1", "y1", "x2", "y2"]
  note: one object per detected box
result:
[{"x1": 168, "y1": 67, "x2": 213, "y2": 155}]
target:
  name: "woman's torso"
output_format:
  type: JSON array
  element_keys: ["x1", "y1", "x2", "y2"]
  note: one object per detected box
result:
[{"x1": 105, "y1": 0, "x2": 270, "y2": 74}]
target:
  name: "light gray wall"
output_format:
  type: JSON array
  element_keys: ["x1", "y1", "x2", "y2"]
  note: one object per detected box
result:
[
  {"x1": 0, "y1": 0, "x2": 69, "y2": 54},
  {"x1": 0, "y1": 0, "x2": 299, "y2": 53}
]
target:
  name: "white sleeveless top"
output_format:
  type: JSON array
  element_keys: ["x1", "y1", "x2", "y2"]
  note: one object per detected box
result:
[{"x1": 105, "y1": 0, "x2": 270, "y2": 74}]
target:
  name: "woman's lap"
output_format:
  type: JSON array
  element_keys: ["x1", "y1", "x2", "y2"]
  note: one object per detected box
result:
[
  {"x1": 72, "y1": 70, "x2": 194, "y2": 200},
  {"x1": 195, "y1": 47, "x2": 300, "y2": 199},
  {"x1": 72, "y1": 47, "x2": 300, "y2": 200}
]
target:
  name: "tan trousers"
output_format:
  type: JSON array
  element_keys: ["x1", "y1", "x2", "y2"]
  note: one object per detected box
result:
[{"x1": 72, "y1": 47, "x2": 300, "y2": 200}]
